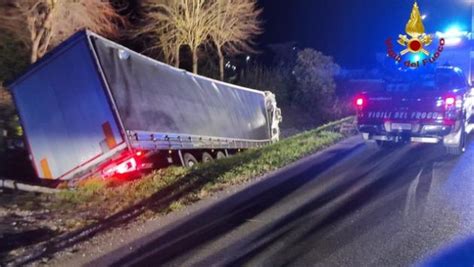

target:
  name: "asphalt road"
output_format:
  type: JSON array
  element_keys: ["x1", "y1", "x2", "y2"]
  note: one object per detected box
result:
[{"x1": 90, "y1": 136, "x2": 474, "y2": 267}]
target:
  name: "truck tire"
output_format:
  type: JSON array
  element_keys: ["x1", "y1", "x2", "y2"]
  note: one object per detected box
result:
[
  {"x1": 183, "y1": 153, "x2": 198, "y2": 167},
  {"x1": 216, "y1": 151, "x2": 226, "y2": 159},
  {"x1": 202, "y1": 152, "x2": 214, "y2": 163},
  {"x1": 445, "y1": 123, "x2": 466, "y2": 156}
]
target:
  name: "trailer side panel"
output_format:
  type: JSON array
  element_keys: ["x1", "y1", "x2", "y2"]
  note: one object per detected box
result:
[
  {"x1": 10, "y1": 36, "x2": 124, "y2": 179},
  {"x1": 91, "y1": 36, "x2": 271, "y2": 141}
]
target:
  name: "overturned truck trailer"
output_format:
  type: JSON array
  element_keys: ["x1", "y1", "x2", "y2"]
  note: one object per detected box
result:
[{"x1": 8, "y1": 30, "x2": 282, "y2": 181}]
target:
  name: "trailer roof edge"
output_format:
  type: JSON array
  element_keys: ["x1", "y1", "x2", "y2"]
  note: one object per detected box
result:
[
  {"x1": 87, "y1": 31, "x2": 267, "y2": 96},
  {"x1": 5, "y1": 30, "x2": 91, "y2": 90},
  {"x1": 7, "y1": 29, "x2": 267, "y2": 96}
]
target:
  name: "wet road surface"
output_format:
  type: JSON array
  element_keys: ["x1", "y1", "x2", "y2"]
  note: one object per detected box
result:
[{"x1": 91, "y1": 136, "x2": 474, "y2": 266}]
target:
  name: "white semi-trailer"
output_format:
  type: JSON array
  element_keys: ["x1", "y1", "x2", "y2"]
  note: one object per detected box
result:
[{"x1": 8, "y1": 30, "x2": 281, "y2": 181}]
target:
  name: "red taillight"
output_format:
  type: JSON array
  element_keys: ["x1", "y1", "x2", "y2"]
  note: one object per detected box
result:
[
  {"x1": 102, "y1": 157, "x2": 138, "y2": 177},
  {"x1": 445, "y1": 97, "x2": 455, "y2": 107},
  {"x1": 116, "y1": 157, "x2": 137, "y2": 174},
  {"x1": 355, "y1": 97, "x2": 364, "y2": 107},
  {"x1": 444, "y1": 96, "x2": 463, "y2": 110}
]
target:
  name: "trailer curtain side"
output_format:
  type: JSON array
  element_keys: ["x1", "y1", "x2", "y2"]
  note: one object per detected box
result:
[
  {"x1": 90, "y1": 35, "x2": 271, "y2": 142},
  {"x1": 9, "y1": 31, "x2": 277, "y2": 180}
]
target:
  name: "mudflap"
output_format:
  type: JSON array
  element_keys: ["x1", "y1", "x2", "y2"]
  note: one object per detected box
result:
[{"x1": 443, "y1": 121, "x2": 466, "y2": 155}]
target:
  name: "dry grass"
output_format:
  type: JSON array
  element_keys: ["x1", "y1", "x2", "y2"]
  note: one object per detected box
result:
[{"x1": 52, "y1": 117, "x2": 353, "y2": 222}]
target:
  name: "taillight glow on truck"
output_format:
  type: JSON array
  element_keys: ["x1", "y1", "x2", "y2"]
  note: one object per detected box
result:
[
  {"x1": 355, "y1": 97, "x2": 365, "y2": 107},
  {"x1": 102, "y1": 156, "x2": 138, "y2": 177},
  {"x1": 115, "y1": 157, "x2": 137, "y2": 174},
  {"x1": 445, "y1": 97, "x2": 455, "y2": 107},
  {"x1": 443, "y1": 96, "x2": 463, "y2": 121},
  {"x1": 444, "y1": 96, "x2": 463, "y2": 110}
]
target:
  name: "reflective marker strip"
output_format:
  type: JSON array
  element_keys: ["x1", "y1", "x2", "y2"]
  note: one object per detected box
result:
[
  {"x1": 40, "y1": 158, "x2": 53, "y2": 179},
  {"x1": 102, "y1": 122, "x2": 117, "y2": 149}
]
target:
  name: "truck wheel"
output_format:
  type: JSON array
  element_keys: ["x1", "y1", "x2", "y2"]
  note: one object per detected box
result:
[
  {"x1": 216, "y1": 151, "x2": 226, "y2": 159},
  {"x1": 183, "y1": 153, "x2": 198, "y2": 167},
  {"x1": 445, "y1": 124, "x2": 466, "y2": 156},
  {"x1": 202, "y1": 152, "x2": 214, "y2": 163}
]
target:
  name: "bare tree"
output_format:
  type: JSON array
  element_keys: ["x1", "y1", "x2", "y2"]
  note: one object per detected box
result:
[
  {"x1": 138, "y1": 0, "x2": 217, "y2": 74},
  {"x1": 211, "y1": 0, "x2": 262, "y2": 80},
  {"x1": 136, "y1": 0, "x2": 182, "y2": 67},
  {"x1": 0, "y1": 0, "x2": 123, "y2": 63},
  {"x1": 182, "y1": 0, "x2": 217, "y2": 74},
  {"x1": 0, "y1": 85, "x2": 12, "y2": 106}
]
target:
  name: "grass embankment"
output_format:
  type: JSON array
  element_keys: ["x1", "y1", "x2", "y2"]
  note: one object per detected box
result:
[
  {"x1": 2, "y1": 117, "x2": 355, "y2": 264},
  {"x1": 52, "y1": 117, "x2": 354, "y2": 224}
]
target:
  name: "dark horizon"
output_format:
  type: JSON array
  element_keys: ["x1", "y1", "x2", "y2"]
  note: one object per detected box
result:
[{"x1": 258, "y1": 0, "x2": 471, "y2": 69}]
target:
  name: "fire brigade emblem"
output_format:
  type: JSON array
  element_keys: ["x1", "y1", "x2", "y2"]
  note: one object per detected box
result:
[{"x1": 397, "y1": 2, "x2": 432, "y2": 56}]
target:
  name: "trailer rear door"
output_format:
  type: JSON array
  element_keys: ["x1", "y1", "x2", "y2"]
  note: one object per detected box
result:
[{"x1": 11, "y1": 36, "x2": 124, "y2": 179}]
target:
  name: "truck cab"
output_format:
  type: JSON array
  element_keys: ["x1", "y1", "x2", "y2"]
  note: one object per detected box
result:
[{"x1": 355, "y1": 66, "x2": 474, "y2": 155}]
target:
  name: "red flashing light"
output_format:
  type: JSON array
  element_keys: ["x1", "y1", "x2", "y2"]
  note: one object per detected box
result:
[
  {"x1": 445, "y1": 97, "x2": 455, "y2": 106},
  {"x1": 444, "y1": 96, "x2": 463, "y2": 115},
  {"x1": 445, "y1": 97, "x2": 456, "y2": 110},
  {"x1": 356, "y1": 97, "x2": 364, "y2": 107},
  {"x1": 136, "y1": 151, "x2": 143, "y2": 157}
]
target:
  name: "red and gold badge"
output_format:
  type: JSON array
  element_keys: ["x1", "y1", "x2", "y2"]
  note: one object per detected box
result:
[{"x1": 397, "y1": 2, "x2": 432, "y2": 56}]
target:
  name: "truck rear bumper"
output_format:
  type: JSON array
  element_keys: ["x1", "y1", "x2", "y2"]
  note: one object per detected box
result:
[
  {"x1": 358, "y1": 123, "x2": 453, "y2": 136},
  {"x1": 361, "y1": 133, "x2": 441, "y2": 144},
  {"x1": 358, "y1": 121, "x2": 460, "y2": 145},
  {"x1": 60, "y1": 142, "x2": 129, "y2": 180}
]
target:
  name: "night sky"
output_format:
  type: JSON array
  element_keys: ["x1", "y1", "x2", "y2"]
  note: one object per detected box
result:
[{"x1": 258, "y1": 0, "x2": 471, "y2": 69}]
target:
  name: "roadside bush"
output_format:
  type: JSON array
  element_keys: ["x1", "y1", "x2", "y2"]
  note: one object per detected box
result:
[
  {"x1": 236, "y1": 50, "x2": 347, "y2": 132},
  {"x1": 293, "y1": 48, "x2": 340, "y2": 117},
  {"x1": 237, "y1": 64, "x2": 293, "y2": 106},
  {"x1": 323, "y1": 96, "x2": 354, "y2": 122},
  {"x1": 0, "y1": 33, "x2": 28, "y2": 151},
  {"x1": 0, "y1": 33, "x2": 29, "y2": 83},
  {"x1": 0, "y1": 97, "x2": 22, "y2": 152}
]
